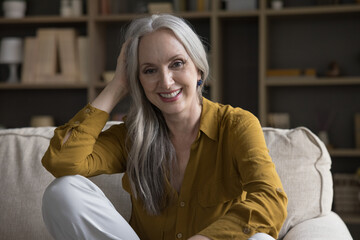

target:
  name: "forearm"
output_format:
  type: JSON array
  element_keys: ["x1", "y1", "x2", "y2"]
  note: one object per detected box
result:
[
  {"x1": 91, "y1": 79, "x2": 128, "y2": 114},
  {"x1": 92, "y1": 40, "x2": 129, "y2": 113},
  {"x1": 188, "y1": 235, "x2": 211, "y2": 240},
  {"x1": 42, "y1": 104, "x2": 110, "y2": 177}
]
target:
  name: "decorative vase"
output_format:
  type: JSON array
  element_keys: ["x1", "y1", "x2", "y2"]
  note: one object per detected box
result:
[
  {"x1": 271, "y1": 0, "x2": 283, "y2": 10},
  {"x1": 3, "y1": 1, "x2": 26, "y2": 18}
]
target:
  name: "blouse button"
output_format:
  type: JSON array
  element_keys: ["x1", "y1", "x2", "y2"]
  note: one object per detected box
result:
[
  {"x1": 85, "y1": 108, "x2": 91, "y2": 114},
  {"x1": 176, "y1": 233, "x2": 183, "y2": 239},
  {"x1": 179, "y1": 201, "x2": 185, "y2": 207},
  {"x1": 74, "y1": 121, "x2": 80, "y2": 124},
  {"x1": 276, "y1": 187, "x2": 283, "y2": 193},
  {"x1": 243, "y1": 227, "x2": 251, "y2": 235}
]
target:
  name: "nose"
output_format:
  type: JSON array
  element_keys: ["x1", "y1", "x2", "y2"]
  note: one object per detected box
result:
[{"x1": 159, "y1": 69, "x2": 174, "y2": 89}]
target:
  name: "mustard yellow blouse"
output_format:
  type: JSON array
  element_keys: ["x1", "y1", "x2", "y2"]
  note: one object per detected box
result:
[{"x1": 42, "y1": 98, "x2": 287, "y2": 240}]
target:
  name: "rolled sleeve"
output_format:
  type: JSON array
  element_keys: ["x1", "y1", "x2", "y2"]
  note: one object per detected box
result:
[{"x1": 42, "y1": 103, "x2": 121, "y2": 178}]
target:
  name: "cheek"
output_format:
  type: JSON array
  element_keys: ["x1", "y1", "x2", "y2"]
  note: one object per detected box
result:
[{"x1": 139, "y1": 78, "x2": 156, "y2": 95}]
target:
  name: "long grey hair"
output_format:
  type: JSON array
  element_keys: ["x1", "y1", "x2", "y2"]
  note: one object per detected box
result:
[{"x1": 124, "y1": 14, "x2": 209, "y2": 215}]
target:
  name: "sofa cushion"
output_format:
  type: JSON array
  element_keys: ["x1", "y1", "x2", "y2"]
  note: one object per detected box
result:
[
  {"x1": 263, "y1": 127, "x2": 333, "y2": 239},
  {"x1": 282, "y1": 211, "x2": 352, "y2": 240},
  {"x1": 0, "y1": 122, "x2": 131, "y2": 240},
  {"x1": 0, "y1": 127, "x2": 55, "y2": 239}
]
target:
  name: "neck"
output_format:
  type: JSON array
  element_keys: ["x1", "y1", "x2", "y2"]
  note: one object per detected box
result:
[{"x1": 164, "y1": 102, "x2": 202, "y2": 141}]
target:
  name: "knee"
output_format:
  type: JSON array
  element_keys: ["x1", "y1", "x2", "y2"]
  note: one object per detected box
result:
[
  {"x1": 248, "y1": 233, "x2": 276, "y2": 240},
  {"x1": 43, "y1": 175, "x2": 79, "y2": 201},
  {"x1": 42, "y1": 175, "x2": 87, "y2": 215}
]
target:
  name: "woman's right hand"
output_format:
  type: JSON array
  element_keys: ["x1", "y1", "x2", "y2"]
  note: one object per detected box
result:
[
  {"x1": 91, "y1": 41, "x2": 130, "y2": 113},
  {"x1": 112, "y1": 40, "x2": 129, "y2": 92}
]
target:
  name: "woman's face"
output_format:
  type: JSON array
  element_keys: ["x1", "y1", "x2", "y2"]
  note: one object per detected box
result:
[{"x1": 138, "y1": 29, "x2": 201, "y2": 118}]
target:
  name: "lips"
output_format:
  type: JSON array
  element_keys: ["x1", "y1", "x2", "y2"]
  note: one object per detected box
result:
[{"x1": 159, "y1": 89, "x2": 181, "y2": 99}]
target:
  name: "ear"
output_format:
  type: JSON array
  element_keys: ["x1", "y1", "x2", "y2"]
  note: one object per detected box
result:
[{"x1": 197, "y1": 70, "x2": 202, "y2": 81}]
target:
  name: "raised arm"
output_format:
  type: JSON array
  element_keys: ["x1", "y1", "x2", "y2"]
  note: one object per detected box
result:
[
  {"x1": 91, "y1": 41, "x2": 129, "y2": 113},
  {"x1": 62, "y1": 41, "x2": 129, "y2": 145},
  {"x1": 42, "y1": 42, "x2": 130, "y2": 178}
]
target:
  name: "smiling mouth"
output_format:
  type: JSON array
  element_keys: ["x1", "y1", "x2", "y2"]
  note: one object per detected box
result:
[{"x1": 159, "y1": 89, "x2": 182, "y2": 99}]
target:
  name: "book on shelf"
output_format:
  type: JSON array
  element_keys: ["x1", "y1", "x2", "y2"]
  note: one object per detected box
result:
[
  {"x1": 187, "y1": 0, "x2": 197, "y2": 11},
  {"x1": 267, "y1": 69, "x2": 302, "y2": 77},
  {"x1": 35, "y1": 29, "x2": 57, "y2": 83},
  {"x1": 173, "y1": 0, "x2": 185, "y2": 12},
  {"x1": 148, "y1": 2, "x2": 173, "y2": 14},
  {"x1": 267, "y1": 68, "x2": 317, "y2": 77},
  {"x1": 21, "y1": 37, "x2": 38, "y2": 84},
  {"x1": 57, "y1": 28, "x2": 79, "y2": 83},
  {"x1": 77, "y1": 36, "x2": 89, "y2": 83},
  {"x1": 21, "y1": 28, "x2": 82, "y2": 85},
  {"x1": 100, "y1": 0, "x2": 110, "y2": 15},
  {"x1": 266, "y1": 68, "x2": 317, "y2": 81},
  {"x1": 173, "y1": 0, "x2": 210, "y2": 12},
  {"x1": 197, "y1": 0, "x2": 209, "y2": 11},
  {"x1": 99, "y1": 0, "x2": 128, "y2": 14}
]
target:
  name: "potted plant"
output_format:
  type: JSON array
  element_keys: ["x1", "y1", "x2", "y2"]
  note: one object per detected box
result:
[{"x1": 2, "y1": 0, "x2": 27, "y2": 18}]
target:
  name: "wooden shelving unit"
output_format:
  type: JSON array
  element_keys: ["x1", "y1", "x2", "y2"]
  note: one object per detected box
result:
[
  {"x1": 266, "y1": 77, "x2": 360, "y2": 86},
  {"x1": 0, "y1": 0, "x2": 359, "y2": 146},
  {"x1": 0, "y1": 16, "x2": 89, "y2": 24},
  {"x1": 0, "y1": 0, "x2": 358, "y2": 148},
  {"x1": 265, "y1": 4, "x2": 360, "y2": 16},
  {"x1": 329, "y1": 148, "x2": 360, "y2": 158},
  {"x1": 0, "y1": 83, "x2": 88, "y2": 89}
]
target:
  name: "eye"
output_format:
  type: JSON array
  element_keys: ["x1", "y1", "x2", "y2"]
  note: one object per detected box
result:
[
  {"x1": 171, "y1": 60, "x2": 185, "y2": 69},
  {"x1": 143, "y1": 68, "x2": 156, "y2": 74}
]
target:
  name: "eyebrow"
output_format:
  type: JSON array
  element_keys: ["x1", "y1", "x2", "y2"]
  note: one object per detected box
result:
[{"x1": 140, "y1": 54, "x2": 186, "y2": 68}]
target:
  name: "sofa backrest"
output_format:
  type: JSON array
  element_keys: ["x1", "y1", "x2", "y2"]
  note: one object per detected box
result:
[
  {"x1": 0, "y1": 127, "x2": 55, "y2": 239},
  {"x1": 0, "y1": 124, "x2": 333, "y2": 239},
  {"x1": 0, "y1": 122, "x2": 131, "y2": 240},
  {"x1": 263, "y1": 127, "x2": 333, "y2": 239}
]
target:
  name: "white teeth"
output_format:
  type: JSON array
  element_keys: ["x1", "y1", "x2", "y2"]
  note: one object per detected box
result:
[{"x1": 160, "y1": 89, "x2": 181, "y2": 98}]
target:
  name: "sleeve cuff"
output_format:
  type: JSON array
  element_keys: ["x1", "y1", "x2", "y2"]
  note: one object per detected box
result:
[{"x1": 66, "y1": 103, "x2": 110, "y2": 138}]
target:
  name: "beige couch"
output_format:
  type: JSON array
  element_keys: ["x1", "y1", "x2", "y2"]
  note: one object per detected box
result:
[{"x1": 0, "y1": 122, "x2": 353, "y2": 239}]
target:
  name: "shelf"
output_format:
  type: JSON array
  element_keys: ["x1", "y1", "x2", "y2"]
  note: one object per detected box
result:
[
  {"x1": 94, "y1": 13, "x2": 148, "y2": 22},
  {"x1": 94, "y1": 11, "x2": 212, "y2": 22},
  {"x1": 329, "y1": 149, "x2": 360, "y2": 158},
  {"x1": 217, "y1": 10, "x2": 260, "y2": 18},
  {"x1": 0, "y1": 83, "x2": 88, "y2": 89},
  {"x1": 0, "y1": 16, "x2": 88, "y2": 24},
  {"x1": 265, "y1": 4, "x2": 360, "y2": 16},
  {"x1": 176, "y1": 11, "x2": 213, "y2": 19},
  {"x1": 266, "y1": 77, "x2": 360, "y2": 87}
]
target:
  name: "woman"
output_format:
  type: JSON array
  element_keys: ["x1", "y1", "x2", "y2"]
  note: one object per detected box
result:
[{"x1": 42, "y1": 14, "x2": 287, "y2": 240}]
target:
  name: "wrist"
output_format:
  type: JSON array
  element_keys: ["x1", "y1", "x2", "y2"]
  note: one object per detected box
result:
[{"x1": 188, "y1": 235, "x2": 211, "y2": 240}]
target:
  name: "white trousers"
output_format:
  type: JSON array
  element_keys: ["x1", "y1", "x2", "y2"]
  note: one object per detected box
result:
[{"x1": 42, "y1": 175, "x2": 275, "y2": 240}]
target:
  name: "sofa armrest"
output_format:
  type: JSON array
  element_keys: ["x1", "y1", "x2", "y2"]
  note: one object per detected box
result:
[{"x1": 282, "y1": 211, "x2": 353, "y2": 240}]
